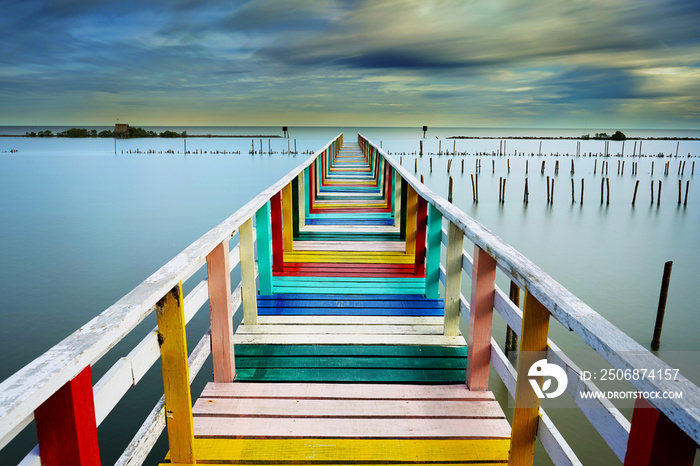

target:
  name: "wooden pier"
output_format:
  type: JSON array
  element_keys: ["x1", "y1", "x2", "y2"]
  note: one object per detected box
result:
[{"x1": 1, "y1": 134, "x2": 698, "y2": 465}]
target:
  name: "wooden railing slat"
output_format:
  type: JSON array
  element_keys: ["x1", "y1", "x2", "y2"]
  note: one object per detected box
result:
[
  {"x1": 206, "y1": 239, "x2": 235, "y2": 382},
  {"x1": 424, "y1": 205, "x2": 442, "y2": 299},
  {"x1": 443, "y1": 222, "x2": 464, "y2": 336},
  {"x1": 156, "y1": 283, "x2": 195, "y2": 464},
  {"x1": 240, "y1": 218, "x2": 258, "y2": 325},
  {"x1": 466, "y1": 246, "x2": 497, "y2": 390}
]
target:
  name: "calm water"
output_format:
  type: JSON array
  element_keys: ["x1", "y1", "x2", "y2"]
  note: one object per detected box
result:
[{"x1": 1, "y1": 126, "x2": 698, "y2": 465}]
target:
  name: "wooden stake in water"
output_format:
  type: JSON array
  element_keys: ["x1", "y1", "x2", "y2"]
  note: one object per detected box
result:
[
  {"x1": 541, "y1": 160, "x2": 545, "y2": 174},
  {"x1": 430, "y1": 158, "x2": 433, "y2": 172},
  {"x1": 651, "y1": 261, "x2": 673, "y2": 349},
  {"x1": 651, "y1": 161, "x2": 654, "y2": 176},
  {"x1": 499, "y1": 177, "x2": 502, "y2": 202},
  {"x1": 294, "y1": 139, "x2": 297, "y2": 154},
  {"x1": 580, "y1": 178, "x2": 584, "y2": 205},
  {"x1": 676, "y1": 141, "x2": 679, "y2": 157},
  {"x1": 571, "y1": 178, "x2": 575, "y2": 203},
  {"x1": 632, "y1": 180, "x2": 640, "y2": 205},
  {"x1": 260, "y1": 139, "x2": 263, "y2": 154},
  {"x1": 685, "y1": 180, "x2": 690, "y2": 206},
  {"x1": 526, "y1": 159, "x2": 528, "y2": 174},
  {"x1": 502, "y1": 178, "x2": 506, "y2": 203},
  {"x1": 471, "y1": 174, "x2": 476, "y2": 202},
  {"x1": 438, "y1": 140, "x2": 441, "y2": 155},
  {"x1": 571, "y1": 159, "x2": 575, "y2": 174},
  {"x1": 523, "y1": 178, "x2": 529, "y2": 204},
  {"x1": 651, "y1": 180, "x2": 654, "y2": 204},
  {"x1": 682, "y1": 161, "x2": 686, "y2": 176},
  {"x1": 606, "y1": 178, "x2": 610, "y2": 205},
  {"x1": 462, "y1": 159, "x2": 465, "y2": 173},
  {"x1": 539, "y1": 141, "x2": 542, "y2": 156},
  {"x1": 601, "y1": 178, "x2": 605, "y2": 204},
  {"x1": 505, "y1": 281, "x2": 520, "y2": 361},
  {"x1": 420, "y1": 140, "x2": 423, "y2": 156},
  {"x1": 547, "y1": 176, "x2": 551, "y2": 203},
  {"x1": 551, "y1": 178, "x2": 555, "y2": 204},
  {"x1": 658, "y1": 180, "x2": 662, "y2": 205},
  {"x1": 492, "y1": 159, "x2": 495, "y2": 173},
  {"x1": 448, "y1": 176, "x2": 453, "y2": 203},
  {"x1": 678, "y1": 180, "x2": 682, "y2": 205},
  {"x1": 251, "y1": 140, "x2": 254, "y2": 154},
  {"x1": 475, "y1": 175, "x2": 479, "y2": 202},
  {"x1": 447, "y1": 159, "x2": 452, "y2": 173},
  {"x1": 692, "y1": 161, "x2": 695, "y2": 176},
  {"x1": 421, "y1": 174, "x2": 424, "y2": 184},
  {"x1": 594, "y1": 159, "x2": 597, "y2": 174}
]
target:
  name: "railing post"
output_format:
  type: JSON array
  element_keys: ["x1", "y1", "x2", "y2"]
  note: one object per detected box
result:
[
  {"x1": 282, "y1": 182, "x2": 294, "y2": 251},
  {"x1": 405, "y1": 184, "x2": 418, "y2": 255},
  {"x1": 509, "y1": 290, "x2": 550, "y2": 466},
  {"x1": 394, "y1": 172, "x2": 402, "y2": 230},
  {"x1": 624, "y1": 396, "x2": 696, "y2": 465},
  {"x1": 206, "y1": 239, "x2": 235, "y2": 382},
  {"x1": 414, "y1": 196, "x2": 428, "y2": 275},
  {"x1": 240, "y1": 217, "x2": 258, "y2": 326},
  {"x1": 255, "y1": 203, "x2": 273, "y2": 295},
  {"x1": 424, "y1": 204, "x2": 442, "y2": 298},
  {"x1": 466, "y1": 246, "x2": 497, "y2": 390},
  {"x1": 444, "y1": 221, "x2": 464, "y2": 335},
  {"x1": 270, "y1": 191, "x2": 284, "y2": 272},
  {"x1": 34, "y1": 366, "x2": 101, "y2": 466},
  {"x1": 156, "y1": 282, "x2": 196, "y2": 464}
]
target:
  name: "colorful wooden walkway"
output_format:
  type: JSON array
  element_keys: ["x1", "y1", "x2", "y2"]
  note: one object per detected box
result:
[{"x1": 169, "y1": 139, "x2": 511, "y2": 464}]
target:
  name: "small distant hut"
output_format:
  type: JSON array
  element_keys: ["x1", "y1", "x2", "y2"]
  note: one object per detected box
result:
[{"x1": 114, "y1": 123, "x2": 130, "y2": 139}]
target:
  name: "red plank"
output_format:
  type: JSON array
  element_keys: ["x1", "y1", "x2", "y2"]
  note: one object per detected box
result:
[
  {"x1": 624, "y1": 396, "x2": 696, "y2": 466},
  {"x1": 414, "y1": 196, "x2": 428, "y2": 276},
  {"x1": 466, "y1": 246, "x2": 497, "y2": 391},
  {"x1": 270, "y1": 192, "x2": 283, "y2": 273},
  {"x1": 34, "y1": 366, "x2": 101, "y2": 466}
]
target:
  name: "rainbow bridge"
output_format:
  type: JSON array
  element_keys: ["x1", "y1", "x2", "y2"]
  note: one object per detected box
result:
[{"x1": 1, "y1": 134, "x2": 699, "y2": 465}]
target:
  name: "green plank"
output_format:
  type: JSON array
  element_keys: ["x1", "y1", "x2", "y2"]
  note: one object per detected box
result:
[
  {"x1": 235, "y1": 345, "x2": 467, "y2": 358},
  {"x1": 234, "y1": 368, "x2": 466, "y2": 383},
  {"x1": 236, "y1": 356, "x2": 466, "y2": 370}
]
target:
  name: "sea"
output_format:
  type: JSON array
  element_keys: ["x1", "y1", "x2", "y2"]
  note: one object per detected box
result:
[{"x1": 1, "y1": 126, "x2": 699, "y2": 465}]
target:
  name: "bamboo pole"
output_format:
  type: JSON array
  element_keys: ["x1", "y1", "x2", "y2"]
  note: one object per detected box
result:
[{"x1": 632, "y1": 180, "x2": 640, "y2": 205}]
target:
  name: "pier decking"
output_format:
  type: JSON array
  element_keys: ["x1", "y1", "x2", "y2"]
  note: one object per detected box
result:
[
  {"x1": 183, "y1": 141, "x2": 510, "y2": 464},
  {"x1": 2, "y1": 133, "x2": 698, "y2": 466}
]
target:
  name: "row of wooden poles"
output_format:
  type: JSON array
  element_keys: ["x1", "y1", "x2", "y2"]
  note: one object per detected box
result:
[
  {"x1": 250, "y1": 138, "x2": 299, "y2": 155},
  {"x1": 412, "y1": 139, "x2": 689, "y2": 158},
  {"x1": 403, "y1": 155, "x2": 696, "y2": 178},
  {"x1": 437, "y1": 174, "x2": 691, "y2": 206}
]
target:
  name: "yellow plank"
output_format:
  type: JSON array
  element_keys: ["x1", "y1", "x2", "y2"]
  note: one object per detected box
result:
[
  {"x1": 509, "y1": 289, "x2": 550, "y2": 466},
  {"x1": 239, "y1": 217, "x2": 258, "y2": 325},
  {"x1": 405, "y1": 183, "x2": 418, "y2": 255},
  {"x1": 444, "y1": 221, "x2": 464, "y2": 336},
  {"x1": 282, "y1": 183, "x2": 294, "y2": 251},
  {"x1": 283, "y1": 251, "x2": 414, "y2": 264},
  {"x1": 156, "y1": 282, "x2": 196, "y2": 464},
  {"x1": 168, "y1": 438, "x2": 510, "y2": 463}
]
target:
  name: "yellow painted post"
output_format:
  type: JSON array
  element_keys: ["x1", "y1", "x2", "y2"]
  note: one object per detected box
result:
[
  {"x1": 239, "y1": 217, "x2": 258, "y2": 325},
  {"x1": 282, "y1": 182, "x2": 293, "y2": 251},
  {"x1": 509, "y1": 290, "x2": 550, "y2": 466},
  {"x1": 156, "y1": 282, "x2": 196, "y2": 464},
  {"x1": 405, "y1": 184, "x2": 418, "y2": 255},
  {"x1": 444, "y1": 221, "x2": 464, "y2": 335},
  {"x1": 206, "y1": 239, "x2": 235, "y2": 383}
]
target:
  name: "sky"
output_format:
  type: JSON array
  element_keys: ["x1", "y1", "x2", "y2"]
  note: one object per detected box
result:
[{"x1": 1, "y1": 0, "x2": 700, "y2": 129}]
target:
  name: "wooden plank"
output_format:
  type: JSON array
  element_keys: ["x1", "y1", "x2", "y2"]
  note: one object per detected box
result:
[
  {"x1": 257, "y1": 315, "x2": 444, "y2": 325},
  {"x1": 292, "y1": 241, "x2": 405, "y2": 252},
  {"x1": 235, "y1": 324, "x2": 445, "y2": 335},
  {"x1": 155, "y1": 283, "x2": 195, "y2": 464},
  {"x1": 234, "y1": 356, "x2": 466, "y2": 370},
  {"x1": 405, "y1": 183, "x2": 418, "y2": 255},
  {"x1": 467, "y1": 246, "x2": 497, "y2": 391},
  {"x1": 232, "y1": 344, "x2": 467, "y2": 358},
  {"x1": 361, "y1": 134, "x2": 700, "y2": 444},
  {"x1": 34, "y1": 366, "x2": 100, "y2": 466},
  {"x1": 444, "y1": 221, "x2": 464, "y2": 335},
  {"x1": 194, "y1": 417, "x2": 510, "y2": 439},
  {"x1": 624, "y1": 396, "x2": 696, "y2": 465},
  {"x1": 282, "y1": 182, "x2": 294, "y2": 251},
  {"x1": 239, "y1": 218, "x2": 258, "y2": 325},
  {"x1": 414, "y1": 195, "x2": 428, "y2": 275},
  {"x1": 425, "y1": 204, "x2": 442, "y2": 298},
  {"x1": 234, "y1": 333, "x2": 466, "y2": 346},
  {"x1": 206, "y1": 239, "x2": 235, "y2": 383},
  {"x1": 201, "y1": 382, "x2": 490, "y2": 400},
  {"x1": 193, "y1": 398, "x2": 504, "y2": 418},
  {"x1": 254, "y1": 202, "x2": 273, "y2": 295},
  {"x1": 509, "y1": 290, "x2": 550, "y2": 466},
  {"x1": 175, "y1": 438, "x2": 510, "y2": 463},
  {"x1": 270, "y1": 191, "x2": 283, "y2": 273}
]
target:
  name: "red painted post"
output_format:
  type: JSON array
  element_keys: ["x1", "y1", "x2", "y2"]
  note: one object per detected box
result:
[
  {"x1": 270, "y1": 191, "x2": 284, "y2": 273},
  {"x1": 466, "y1": 246, "x2": 497, "y2": 390},
  {"x1": 624, "y1": 396, "x2": 696, "y2": 465},
  {"x1": 34, "y1": 366, "x2": 101, "y2": 466},
  {"x1": 414, "y1": 196, "x2": 428, "y2": 276}
]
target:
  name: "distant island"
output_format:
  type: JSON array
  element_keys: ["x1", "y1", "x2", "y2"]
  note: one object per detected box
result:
[
  {"x1": 449, "y1": 130, "x2": 700, "y2": 141},
  {"x1": 19, "y1": 125, "x2": 282, "y2": 139}
]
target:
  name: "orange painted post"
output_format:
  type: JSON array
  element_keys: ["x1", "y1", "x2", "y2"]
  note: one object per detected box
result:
[
  {"x1": 509, "y1": 290, "x2": 550, "y2": 466},
  {"x1": 206, "y1": 239, "x2": 235, "y2": 382},
  {"x1": 624, "y1": 396, "x2": 696, "y2": 465},
  {"x1": 466, "y1": 246, "x2": 497, "y2": 391},
  {"x1": 34, "y1": 366, "x2": 101, "y2": 466},
  {"x1": 405, "y1": 184, "x2": 418, "y2": 255}
]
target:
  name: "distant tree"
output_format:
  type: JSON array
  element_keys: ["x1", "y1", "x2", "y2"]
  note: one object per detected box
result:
[
  {"x1": 129, "y1": 127, "x2": 157, "y2": 138},
  {"x1": 98, "y1": 130, "x2": 113, "y2": 138},
  {"x1": 25, "y1": 131, "x2": 37, "y2": 137},
  {"x1": 181, "y1": 131, "x2": 187, "y2": 138},
  {"x1": 159, "y1": 130, "x2": 181, "y2": 138},
  {"x1": 581, "y1": 134, "x2": 590, "y2": 140},
  {"x1": 90, "y1": 129, "x2": 97, "y2": 137},
  {"x1": 594, "y1": 132, "x2": 610, "y2": 140},
  {"x1": 610, "y1": 130, "x2": 626, "y2": 141},
  {"x1": 37, "y1": 130, "x2": 53, "y2": 137}
]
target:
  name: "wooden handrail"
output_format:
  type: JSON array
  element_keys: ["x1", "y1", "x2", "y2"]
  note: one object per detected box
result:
[
  {"x1": 358, "y1": 133, "x2": 700, "y2": 446},
  {"x1": 0, "y1": 134, "x2": 343, "y2": 453}
]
